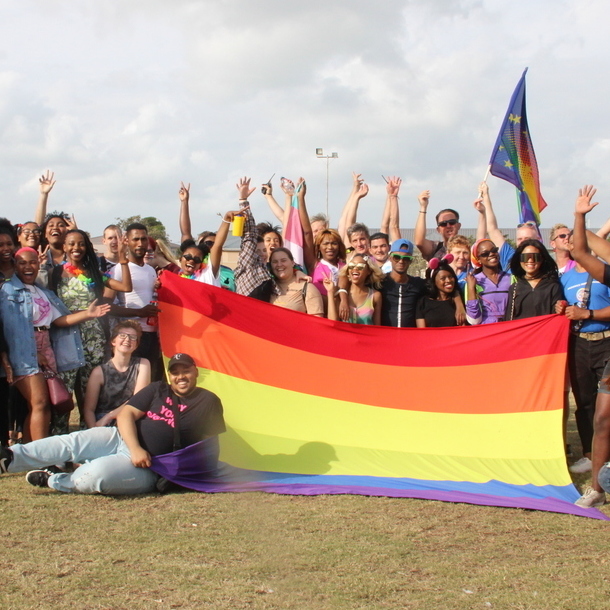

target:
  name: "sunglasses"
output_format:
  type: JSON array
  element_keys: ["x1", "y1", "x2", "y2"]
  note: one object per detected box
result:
[
  {"x1": 520, "y1": 252, "x2": 543, "y2": 262},
  {"x1": 391, "y1": 253, "x2": 412, "y2": 261},
  {"x1": 116, "y1": 332, "x2": 138, "y2": 343},
  {"x1": 182, "y1": 253, "x2": 203, "y2": 264},
  {"x1": 203, "y1": 240, "x2": 215, "y2": 248},
  {"x1": 437, "y1": 219, "x2": 459, "y2": 228},
  {"x1": 554, "y1": 233, "x2": 570, "y2": 240},
  {"x1": 517, "y1": 221, "x2": 538, "y2": 229},
  {"x1": 347, "y1": 263, "x2": 367, "y2": 270},
  {"x1": 478, "y1": 246, "x2": 499, "y2": 258}
]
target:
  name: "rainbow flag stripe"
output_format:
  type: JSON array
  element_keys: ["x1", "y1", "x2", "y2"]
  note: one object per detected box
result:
[{"x1": 155, "y1": 273, "x2": 608, "y2": 520}]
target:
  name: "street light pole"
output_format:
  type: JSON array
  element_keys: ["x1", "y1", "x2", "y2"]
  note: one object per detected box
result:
[{"x1": 316, "y1": 148, "x2": 338, "y2": 221}]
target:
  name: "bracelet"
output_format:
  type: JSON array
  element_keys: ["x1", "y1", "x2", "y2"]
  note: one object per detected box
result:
[
  {"x1": 419, "y1": 211, "x2": 427, "y2": 214},
  {"x1": 239, "y1": 199, "x2": 248, "y2": 203},
  {"x1": 589, "y1": 309, "x2": 594, "y2": 320},
  {"x1": 222, "y1": 219, "x2": 230, "y2": 224},
  {"x1": 337, "y1": 289, "x2": 348, "y2": 295}
]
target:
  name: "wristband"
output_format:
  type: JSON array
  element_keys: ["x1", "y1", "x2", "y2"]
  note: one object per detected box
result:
[
  {"x1": 589, "y1": 309, "x2": 594, "y2": 320},
  {"x1": 222, "y1": 219, "x2": 230, "y2": 224},
  {"x1": 337, "y1": 289, "x2": 348, "y2": 295},
  {"x1": 419, "y1": 211, "x2": 427, "y2": 214}
]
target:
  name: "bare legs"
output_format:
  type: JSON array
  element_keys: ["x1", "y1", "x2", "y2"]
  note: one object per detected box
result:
[{"x1": 14, "y1": 373, "x2": 50, "y2": 442}]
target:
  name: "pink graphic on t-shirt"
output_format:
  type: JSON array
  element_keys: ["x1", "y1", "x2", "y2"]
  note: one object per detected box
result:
[{"x1": 33, "y1": 295, "x2": 51, "y2": 326}]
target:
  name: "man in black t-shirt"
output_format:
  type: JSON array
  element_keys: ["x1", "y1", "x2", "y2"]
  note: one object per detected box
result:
[
  {"x1": 379, "y1": 239, "x2": 426, "y2": 328},
  {"x1": 0, "y1": 353, "x2": 225, "y2": 495}
]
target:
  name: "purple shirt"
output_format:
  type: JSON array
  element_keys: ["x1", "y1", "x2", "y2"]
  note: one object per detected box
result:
[{"x1": 466, "y1": 270, "x2": 512, "y2": 324}]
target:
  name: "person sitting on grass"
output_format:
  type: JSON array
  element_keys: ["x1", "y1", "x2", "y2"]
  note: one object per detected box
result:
[
  {"x1": 0, "y1": 353, "x2": 225, "y2": 495},
  {"x1": 83, "y1": 320, "x2": 151, "y2": 429}
]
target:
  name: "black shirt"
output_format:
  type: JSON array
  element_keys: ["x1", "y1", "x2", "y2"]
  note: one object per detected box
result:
[
  {"x1": 129, "y1": 381, "x2": 225, "y2": 456},
  {"x1": 380, "y1": 275, "x2": 426, "y2": 327},
  {"x1": 415, "y1": 297, "x2": 457, "y2": 327}
]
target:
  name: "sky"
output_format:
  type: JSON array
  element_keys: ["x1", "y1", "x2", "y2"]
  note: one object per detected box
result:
[{"x1": 1, "y1": 0, "x2": 609, "y2": 241}]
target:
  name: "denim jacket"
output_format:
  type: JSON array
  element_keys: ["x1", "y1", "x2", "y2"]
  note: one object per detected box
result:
[{"x1": 0, "y1": 276, "x2": 85, "y2": 376}]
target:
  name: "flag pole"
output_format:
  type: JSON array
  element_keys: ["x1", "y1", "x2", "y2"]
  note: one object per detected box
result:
[{"x1": 479, "y1": 164, "x2": 491, "y2": 197}]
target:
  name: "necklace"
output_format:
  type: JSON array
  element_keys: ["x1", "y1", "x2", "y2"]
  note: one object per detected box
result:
[
  {"x1": 63, "y1": 262, "x2": 95, "y2": 287},
  {"x1": 179, "y1": 271, "x2": 196, "y2": 280}
]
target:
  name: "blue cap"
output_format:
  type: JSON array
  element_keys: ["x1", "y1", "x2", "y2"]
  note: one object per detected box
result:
[{"x1": 390, "y1": 239, "x2": 414, "y2": 257}]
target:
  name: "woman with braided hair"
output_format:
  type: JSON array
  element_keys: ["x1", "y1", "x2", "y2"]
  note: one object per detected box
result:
[{"x1": 50, "y1": 229, "x2": 132, "y2": 432}]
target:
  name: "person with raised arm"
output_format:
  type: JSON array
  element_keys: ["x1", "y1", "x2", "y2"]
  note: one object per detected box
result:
[
  {"x1": 479, "y1": 181, "x2": 541, "y2": 257},
  {"x1": 371, "y1": 176, "x2": 402, "y2": 272},
  {"x1": 338, "y1": 172, "x2": 369, "y2": 251},
  {"x1": 177, "y1": 182, "x2": 240, "y2": 287},
  {"x1": 570, "y1": 185, "x2": 610, "y2": 508},
  {"x1": 414, "y1": 189, "x2": 461, "y2": 261}
]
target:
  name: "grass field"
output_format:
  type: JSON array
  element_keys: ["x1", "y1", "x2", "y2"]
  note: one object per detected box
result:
[{"x1": 0, "y1": 409, "x2": 608, "y2": 610}]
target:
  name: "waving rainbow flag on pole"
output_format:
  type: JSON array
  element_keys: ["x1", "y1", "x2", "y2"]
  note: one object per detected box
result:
[
  {"x1": 489, "y1": 68, "x2": 547, "y2": 225},
  {"x1": 154, "y1": 274, "x2": 608, "y2": 520},
  {"x1": 282, "y1": 181, "x2": 305, "y2": 269}
]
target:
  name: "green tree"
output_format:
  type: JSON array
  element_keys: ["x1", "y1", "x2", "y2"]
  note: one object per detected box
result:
[{"x1": 115, "y1": 215, "x2": 169, "y2": 242}]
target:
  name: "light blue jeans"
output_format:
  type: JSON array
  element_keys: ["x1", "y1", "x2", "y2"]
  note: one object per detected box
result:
[{"x1": 8, "y1": 427, "x2": 158, "y2": 494}]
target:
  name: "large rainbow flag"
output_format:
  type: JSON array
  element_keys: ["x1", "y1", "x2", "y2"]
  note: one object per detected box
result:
[{"x1": 155, "y1": 273, "x2": 608, "y2": 520}]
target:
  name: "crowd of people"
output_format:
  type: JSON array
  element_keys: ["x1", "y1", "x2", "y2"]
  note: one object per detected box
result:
[{"x1": 0, "y1": 171, "x2": 610, "y2": 509}]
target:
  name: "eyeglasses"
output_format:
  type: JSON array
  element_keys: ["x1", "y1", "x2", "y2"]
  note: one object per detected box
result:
[
  {"x1": 21, "y1": 229, "x2": 41, "y2": 236},
  {"x1": 116, "y1": 332, "x2": 138, "y2": 343},
  {"x1": 520, "y1": 252, "x2": 542, "y2": 262},
  {"x1": 391, "y1": 253, "x2": 412, "y2": 261},
  {"x1": 554, "y1": 233, "x2": 570, "y2": 240},
  {"x1": 478, "y1": 246, "x2": 499, "y2": 258},
  {"x1": 347, "y1": 263, "x2": 367, "y2": 270},
  {"x1": 437, "y1": 219, "x2": 459, "y2": 228},
  {"x1": 182, "y1": 253, "x2": 203, "y2": 264},
  {"x1": 517, "y1": 221, "x2": 538, "y2": 229}
]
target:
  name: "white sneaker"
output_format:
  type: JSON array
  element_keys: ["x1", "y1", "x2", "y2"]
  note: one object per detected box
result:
[
  {"x1": 569, "y1": 457, "x2": 592, "y2": 474},
  {"x1": 575, "y1": 487, "x2": 606, "y2": 508}
]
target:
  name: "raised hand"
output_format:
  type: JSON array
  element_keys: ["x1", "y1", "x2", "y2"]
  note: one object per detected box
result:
[
  {"x1": 473, "y1": 197, "x2": 485, "y2": 214},
  {"x1": 39, "y1": 170, "x2": 56, "y2": 195},
  {"x1": 66, "y1": 214, "x2": 77, "y2": 231},
  {"x1": 236, "y1": 177, "x2": 256, "y2": 200},
  {"x1": 575, "y1": 185, "x2": 599, "y2": 215},
  {"x1": 38, "y1": 245, "x2": 50, "y2": 266},
  {"x1": 322, "y1": 277, "x2": 336, "y2": 294},
  {"x1": 179, "y1": 181, "x2": 190, "y2": 203},
  {"x1": 418, "y1": 190, "x2": 430, "y2": 209},
  {"x1": 386, "y1": 176, "x2": 402, "y2": 197}
]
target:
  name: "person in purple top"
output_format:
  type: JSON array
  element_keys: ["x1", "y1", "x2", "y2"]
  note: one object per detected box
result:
[{"x1": 465, "y1": 238, "x2": 512, "y2": 325}]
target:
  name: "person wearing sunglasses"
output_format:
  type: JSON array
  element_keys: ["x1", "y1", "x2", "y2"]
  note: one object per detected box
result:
[
  {"x1": 465, "y1": 238, "x2": 513, "y2": 325},
  {"x1": 414, "y1": 188, "x2": 462, "y2": 261},
  {"x1": 177, "y1": 181, "x2": 239, "y2": 288},
  {"x1": 326, "y1": 254, "x2": 383, "y2": 325},
  {"x1": 549, "y1": 223, "x2": 575, "y2": 276},
  {"x1": 377, "y1": 239, "x2": 426, "y2": 327},
  {"x1": 504, "y1": 239, "x2": 563, "y2": 321},
  {"x1": 83, "y1": 320, "x2": 150, "y2": 429}
]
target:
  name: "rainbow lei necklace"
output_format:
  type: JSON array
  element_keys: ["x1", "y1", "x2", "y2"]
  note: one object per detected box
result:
[
  {"x1": 63, "y1": 262, "x2": 96, "y2": 287},
  {"x1": 179, "y1": 271, "x2": 196, "y2": 280}
]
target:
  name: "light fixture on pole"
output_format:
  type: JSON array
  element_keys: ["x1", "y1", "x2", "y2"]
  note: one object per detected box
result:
[{"x1": 316, "y1": 148, "x2": 338, "y2": 220}]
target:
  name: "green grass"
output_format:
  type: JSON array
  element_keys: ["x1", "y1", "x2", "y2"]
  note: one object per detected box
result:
[{"x1": 0, "y1": 408, "x2": 608, "y2": 610}]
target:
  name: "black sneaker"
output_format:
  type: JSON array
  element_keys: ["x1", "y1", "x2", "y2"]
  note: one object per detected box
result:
[
  {"x1": 25, "y1": 469, "x2": 53, "y2": 488},
  {"x1": 0, "y1": 445, "x2": 13, "y2": 474}
]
